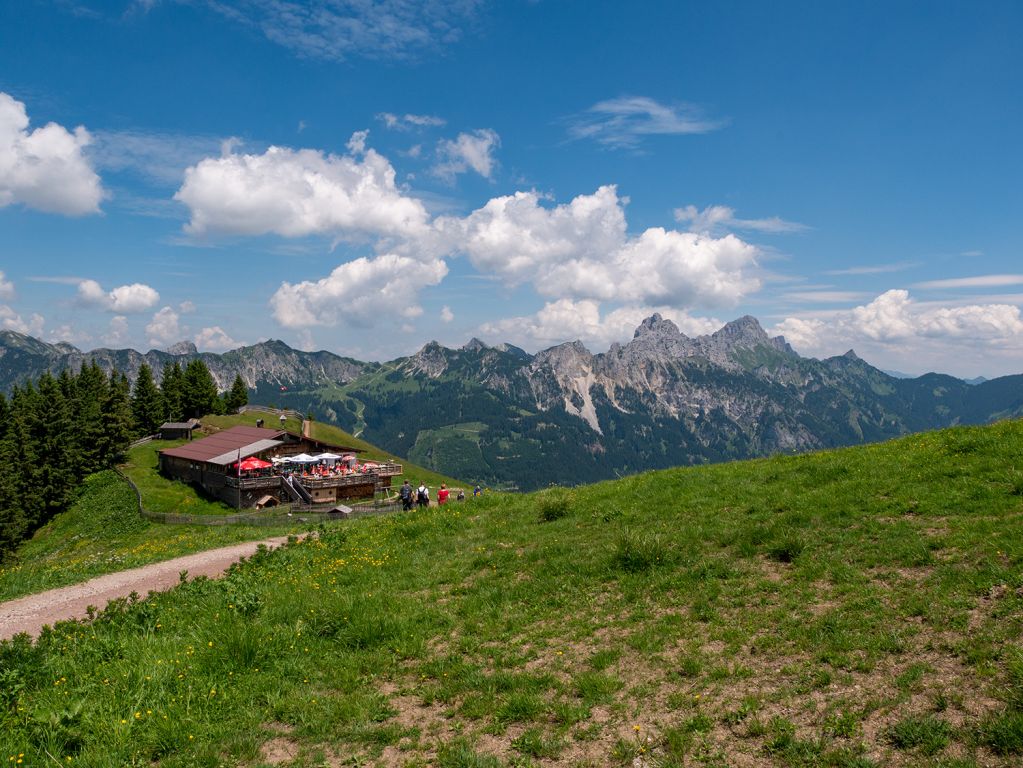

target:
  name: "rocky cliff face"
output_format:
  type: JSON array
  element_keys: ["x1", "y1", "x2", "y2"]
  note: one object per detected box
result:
[
  {"x1": 519, "y1": 314, "x2": 806, "y2": 434},
  {"x1": 0, "y1": 331, "x2": 368, "y2": 392}
]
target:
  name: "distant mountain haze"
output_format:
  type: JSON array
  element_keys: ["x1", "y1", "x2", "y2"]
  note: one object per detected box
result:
[{"x1": 2, "y1": 315, "x2": 1021, "y2": 490}]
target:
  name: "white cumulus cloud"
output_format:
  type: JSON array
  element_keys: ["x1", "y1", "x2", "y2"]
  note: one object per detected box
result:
[
  {"x1": 102, "y1": 316, "x2": 130, "y2": 347},
  {"x1": 481, "y1": 299, "x2": 723, "y2": 351},
  {"x1": 772, "y1": 289, "x2": 1023, "y2": 376},
  {"x1": 452, "y1": 185, "x2": 759, "y2": 308},
  {"x1": 194, "y1": 326, "x2": 239, "y2": 351},
  {"x1": 0, "y1": 305, "x2": 44, "y2": 336},
  {"x1": 433, "y1": 129, "x2": 500, "y2": 180},
  {"x1": 270, "y1": 253, "x2": 448, "y2": 328},
  {"x1": 48, "y1": 324, "x2": 92, "y2": 347},
  {"x1": 77, "y1": 279, "x2": 160, "y2": 313},
  {"x1": 455, "y1": 185, "x2": 628, "y2": 284},
  {"x1": 146, "y1": 306, "x2": 183, "y2": 348},
  {"x1": 175, "y1": 138, "x2": 430, "y2": 239},
  {"x1": 0, "y1": 92, "x2": 104, "y2": 215}
]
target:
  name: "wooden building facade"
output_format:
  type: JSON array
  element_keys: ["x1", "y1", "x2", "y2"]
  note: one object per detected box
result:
[{"x1": 158, "y1": 425, "x2": 401, "y2": 509}]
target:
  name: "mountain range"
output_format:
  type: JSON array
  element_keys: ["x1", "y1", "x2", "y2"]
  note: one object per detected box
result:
[{"x1": 2, "y1": 316, "x2": 1021, "y2": 490}]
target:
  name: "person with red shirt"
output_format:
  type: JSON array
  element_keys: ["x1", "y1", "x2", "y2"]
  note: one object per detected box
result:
[{"x1": 437, "y1": 483, "x2": 450, "y2": 505}]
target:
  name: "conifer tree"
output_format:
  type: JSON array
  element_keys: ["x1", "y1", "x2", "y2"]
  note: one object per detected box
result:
[
  {"x1": 27, "y1": 373, "x2": 74, "y2": 527},
  {"x1": 72, "y1": 362, "x2": 109, "y2": 476},
  {"x1": 98, "y1": 371, "x2": 133, "y2": 464},
  {"x1": 224, "y1": 374, "x2": 249, "y2": 413},
  {"x1": 131, "y1": 363, "x2": 165, "y2": 435},
  {"x1": 8, "y1": 383, "x2": 43, "y2": 528},
  {"x1": 182, "y1": 359, "x2": 221, "y2": 418},
  {"x1": 161, "y1": 362, "x2": 184, "y2": 422},
  {"x1": 0, "y1": 394, "x2": 27, "y2": 557}
]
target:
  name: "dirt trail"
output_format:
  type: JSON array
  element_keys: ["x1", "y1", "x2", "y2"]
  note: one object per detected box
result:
[{"x1": 0, "y1": 536, "x2": 297, "y2": 641}]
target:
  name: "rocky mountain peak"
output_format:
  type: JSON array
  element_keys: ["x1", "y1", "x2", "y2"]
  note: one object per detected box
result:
[
  {"x1": 536, "y1": 339, "x2": 591, "y2": 362},
  {"x1": 712, "y1": 315, "x2": 769, "y2": 344},
  {"x1": 532, "y1": 340, "x2": 594, "y2": 378},
  {"x1": 462, "y1": 337, "x2": 489, "y2": 353},
  {"x1": 609, "y1": 315, "x2": 693, "y2": 369},
  {"x1": 633, "y1": 313, "x2": 681, "y2": 339},
  {"x1": 492, "y1": 342, "x2": 530, "y2": 359},
  {"x1": 166, "y1": 340, "x2": 198, "y2": 356},
  {"x1": 407, "y1": 341, "x2": 449, "y2": 378}
]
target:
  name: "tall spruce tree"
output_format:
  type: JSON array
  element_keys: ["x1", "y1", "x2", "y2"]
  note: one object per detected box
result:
[
  {"x1": 131, "y1": 363, "x2": 165, "y2": 435},
  {"x1": 182, "y1": 359, "x2": 221, "y2": 418},
  {"x1": 73, "y1": 361, "x2": 109, "y2": 476},
  {"x1": 28, "y1": 373, "x2": 75, "y2": 527},
  {"x1": 0, "y1": 394, "x2": 27, "y2": 557},
  {"x1": 161, "y1": 362, "x2": 184, "y2": 422},
  {"x1": 98, "y1": 371, "x2": 133, "y2": 464},
  {"x1": 224, "y1": 374, "x2": 249, "y2": 413}
]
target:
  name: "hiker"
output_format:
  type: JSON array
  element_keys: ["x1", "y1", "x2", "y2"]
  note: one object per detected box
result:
[
  {"x1": 437, "y1": 483, "x2": 450, "y2": 505},
  {"x1": 416, "y1": 482, "x2": 430, "y2": 508},
  {"x1": 399, "y1": 479, "x2": 413, "y2": 511},
  {"x1": 456, "y1": 489, "x2": 465, "y2": 502},
  {"x1": 473, "y1": 484, "x2": 482, "y2": 497}
]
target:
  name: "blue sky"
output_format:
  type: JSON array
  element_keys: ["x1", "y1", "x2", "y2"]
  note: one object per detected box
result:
[{"x1": 1, "y1": 1, "x2": 1021, "y2": 377}]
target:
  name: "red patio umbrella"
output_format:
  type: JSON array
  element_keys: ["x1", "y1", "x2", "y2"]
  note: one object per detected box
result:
[{"x1": 234, "y1": 456, "x2": 272, "y2": 471}]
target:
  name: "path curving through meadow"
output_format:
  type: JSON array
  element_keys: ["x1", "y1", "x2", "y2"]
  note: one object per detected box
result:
[{"x1": 0, "y1": 536, "x2": 297, "y2": 641}]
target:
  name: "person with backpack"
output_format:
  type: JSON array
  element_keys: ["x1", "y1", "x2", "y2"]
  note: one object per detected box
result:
[
  {"x1": 416, "y1": 482, "x2": 430, "y2": 508},
  {"x1": 399, "y1": 479, "x2": 413, "y2": 511}
]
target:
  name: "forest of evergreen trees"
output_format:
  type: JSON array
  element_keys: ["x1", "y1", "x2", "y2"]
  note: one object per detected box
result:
[{"x1": 0, "y1": 360, "x2": 248, "y2": 559}]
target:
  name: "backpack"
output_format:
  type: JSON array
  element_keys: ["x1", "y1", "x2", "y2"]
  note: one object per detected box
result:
[
  {"x1": 417, "y1": 487, "x2": 428, "y2": 503},
  {"x1": 400, "y1": 484, "x2": 412, "y2": 500}
]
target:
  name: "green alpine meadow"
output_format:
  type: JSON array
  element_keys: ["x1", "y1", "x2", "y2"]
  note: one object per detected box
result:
[{"x1": 3, "y1": 418, "x2": 1022, "y2": 767}]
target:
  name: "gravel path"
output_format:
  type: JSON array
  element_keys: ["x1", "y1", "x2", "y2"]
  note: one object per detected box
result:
[{"x1": 0, "y1": 536, "x2": 297, "y2": 641}]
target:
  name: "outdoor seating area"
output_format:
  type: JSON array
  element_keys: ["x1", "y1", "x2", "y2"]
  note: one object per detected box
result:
[
  {"x1": 159, "y1": 423, "x2": 401, "y2": 509},
  {"x1": 229, "y1": 452, "x2": 385, "y2": 480}
]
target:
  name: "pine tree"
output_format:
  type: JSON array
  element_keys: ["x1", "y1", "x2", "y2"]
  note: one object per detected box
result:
[
  {"x1": 224, "y1": 374, "x2": 249, "y2": 413},
  {"x1": 131, "y1": 363, "x2": 165, "y2": 435},
  {"x1": 161, "y1": 362, "x2": 184, "y2": 422},
  {"x1": 98, "y1": 371, "x2": 133, "y2": 465},
  {"x1": 0, "y1": 394, "x2": 28, "y2": 557},
  {"x1": 182, "y1": 359, "x2": 220, "y2": 418},
  {"x1": 72, "y1": 362, "x2": 109, "y2": 476},
  {"x1": 27, "y1": 373, "x2": 75, "y2": 527}
]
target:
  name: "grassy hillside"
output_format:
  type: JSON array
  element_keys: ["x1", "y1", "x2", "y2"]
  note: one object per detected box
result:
[
  {"x1": 0, "y1": 411, "x2": 462, "y2": 600},
  {"x1": 2, "y1": 420, "x2": 1023, "y2": 766}
]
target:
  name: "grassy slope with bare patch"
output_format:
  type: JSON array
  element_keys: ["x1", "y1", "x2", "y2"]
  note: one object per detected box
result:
[{"x1": 2, "y1": 420, "x2": 1022, "y2": 767}]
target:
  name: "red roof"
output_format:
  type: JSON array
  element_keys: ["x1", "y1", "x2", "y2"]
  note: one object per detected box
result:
[{"x1": 160, "y1": 425, "x2": 285, "y2": 463}]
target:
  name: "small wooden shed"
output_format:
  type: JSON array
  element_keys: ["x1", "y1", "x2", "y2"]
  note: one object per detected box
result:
[{"x1": 159, "y1": 419, "x2": 201, "y2": 440}]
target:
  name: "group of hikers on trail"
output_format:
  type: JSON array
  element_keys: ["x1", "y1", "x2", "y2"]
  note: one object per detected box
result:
[{"x1": 399, "y1": 479, "x2": 481, "y2": 511}]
